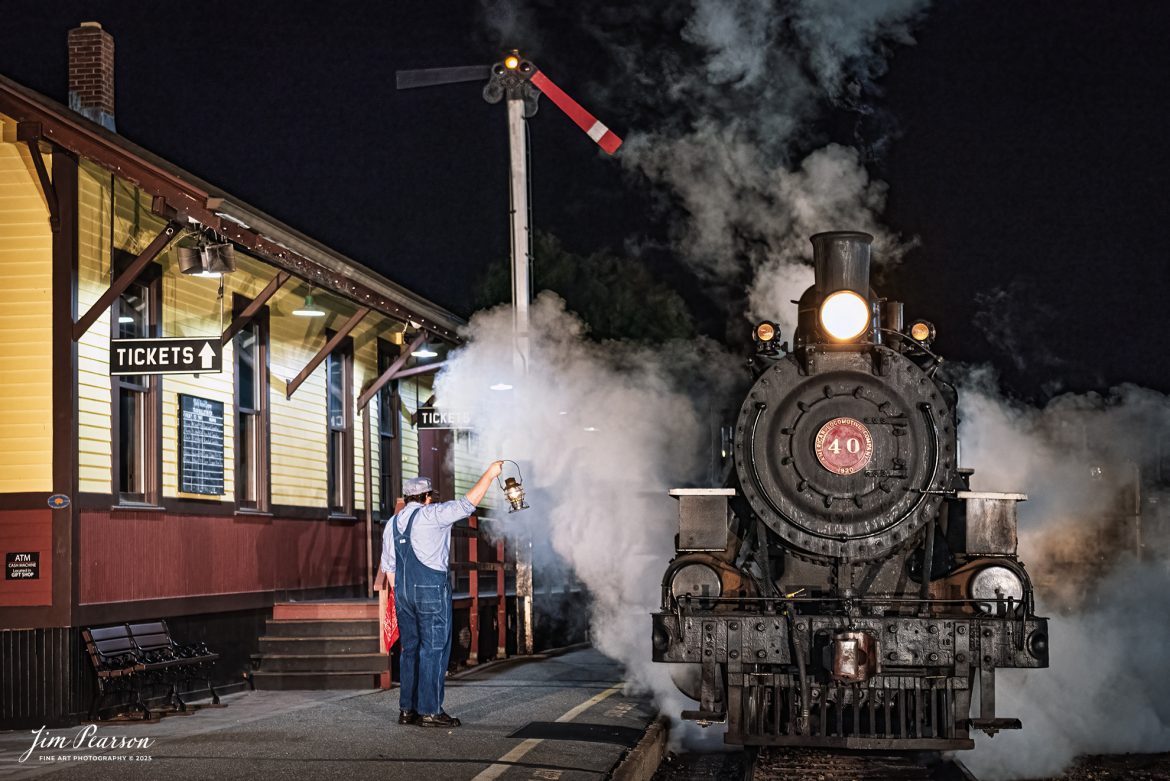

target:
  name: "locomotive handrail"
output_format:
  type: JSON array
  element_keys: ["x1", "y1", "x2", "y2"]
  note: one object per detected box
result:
[
  {"x1": 673, "y1": 593, "x2": 1030, "y2": 612},
  {"x1": 881, "y1": 327, "x2": 944, "y2": 373}
]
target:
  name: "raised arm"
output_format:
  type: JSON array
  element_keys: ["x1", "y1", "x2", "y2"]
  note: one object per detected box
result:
[{"x1": 465, "y1": 460, "x2": 505, "y2": 507}]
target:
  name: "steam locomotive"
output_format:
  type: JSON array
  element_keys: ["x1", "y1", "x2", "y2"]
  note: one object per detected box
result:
[{"x1": 651, "y1": 232, "x2": 1049, "y2": 750}]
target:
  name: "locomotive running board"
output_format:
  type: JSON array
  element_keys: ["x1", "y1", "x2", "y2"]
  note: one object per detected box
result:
[
  {"x1": 966, "y1": 717, "x2": 1023, "y2": 735},
  {"x1": 680, "y1": 709, "x2": 726, "y2": 725}
]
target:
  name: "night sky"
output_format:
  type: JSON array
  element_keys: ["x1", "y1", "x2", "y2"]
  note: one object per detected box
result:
[{"x1": 2, "y1": 1, "x2": 1168, "y2": 400}]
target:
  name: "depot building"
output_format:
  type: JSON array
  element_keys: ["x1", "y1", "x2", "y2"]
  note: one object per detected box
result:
[{"x1": 0, "y1": 22, "x2": 519, "y2": 727}]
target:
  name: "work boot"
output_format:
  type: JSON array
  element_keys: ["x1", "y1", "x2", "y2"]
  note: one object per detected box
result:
[
  {"x1": 398, "y1": 709, "x2": 418, "y2": 725},
  {"x1": 418, "y1": 712, "x2": 461, "y2": 728}
]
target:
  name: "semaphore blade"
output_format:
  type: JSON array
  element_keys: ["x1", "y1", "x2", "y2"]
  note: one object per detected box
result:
[
  {"x1": 529, "y1": 70, "x2": 623, "y2": 154},
  {"x1": 396, "y1": 65, "x2": 492, "y2": 90}
]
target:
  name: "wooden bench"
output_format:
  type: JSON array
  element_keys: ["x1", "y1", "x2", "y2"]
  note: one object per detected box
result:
[{"x1": 82, "y1": 621, "x2": 221, "y2": 721}]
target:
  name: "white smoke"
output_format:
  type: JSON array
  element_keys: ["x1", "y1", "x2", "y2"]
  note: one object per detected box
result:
[
  {"x1": 955, "y1": 368, "x2": 1170, "y2": 779},
  {"x1": 466, "y1": 0, "x2": 931, "y2": 740},
  {"x1": 435, "y1": 293, "x2": 743, "y2": 721},
  {"x1": 479, "y1": 0, "x2": 928, "y2": 332},
  {"x1": 609, "y1": 1, "x2": 928, "y2": 333}
]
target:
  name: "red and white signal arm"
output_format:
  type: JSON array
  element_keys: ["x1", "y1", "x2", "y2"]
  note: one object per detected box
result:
[{"x1": 814, "y1": 417, "x2": 874, "y2": 476}]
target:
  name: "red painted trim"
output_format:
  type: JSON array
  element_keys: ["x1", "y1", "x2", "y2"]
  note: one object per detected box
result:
[
  {"x1": 0, "y1": 509, "x2": 53, "y2": 607},
  {"x1": 530, "y1": 70, "x2": 623, "y2": 154},
  {"x1": 78, "y1": 509, "x2": 364, "y2": 605}
]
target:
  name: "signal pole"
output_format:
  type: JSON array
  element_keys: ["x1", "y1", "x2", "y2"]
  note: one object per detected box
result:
[
  {"x1": 506, "y1": 94, "x2": 531, "y2": 377},
  {"x1": 399, "y1": 52, "x2": 622, "y2": 658},
  {"x1": 493, "y1": 56, "x2": 536, "y2": 654}
]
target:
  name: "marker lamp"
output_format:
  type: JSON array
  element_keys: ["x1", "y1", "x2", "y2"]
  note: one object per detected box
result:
[{"x1": 909, "y1": 320, "x2": 936, "y2": 342}]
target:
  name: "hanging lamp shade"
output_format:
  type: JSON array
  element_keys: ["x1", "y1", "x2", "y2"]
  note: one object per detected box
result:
[
  {"x1": 178, "y1": 242, "x2": 236, "y2": 278},
  {"x1": 411, "y1": 342, "x2": 439, "y2": 358},
  {"x1": 292, "y1": 288, "x2": 326, "y2": 317}
]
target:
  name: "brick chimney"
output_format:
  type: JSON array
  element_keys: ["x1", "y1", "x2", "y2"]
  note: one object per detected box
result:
[{"x1": 67, "y1": 21, "x2": 115, "y2": 131}]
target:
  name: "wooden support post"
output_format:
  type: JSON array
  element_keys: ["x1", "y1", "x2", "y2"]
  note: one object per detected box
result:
[
  {"x1": 497, "y1": 538, "x2": 507, "y2": 658},
  {"x1": 517, "y1": 532, "x2": 534, "y2": 655},
  {"x1": 72, "y1": 220, "x2": 183, "y2": 341},
  {"x1": 364, "y1": 410, "x2": 374, "y2": 599},
  {"x1": 385, "y1": 361, "x2": 446, "y2": 382},
  {"x1": 468, "y1": 513, "x2": 480, "y2": 665},
  {"x1": 222, "y1": 271, "x2": 289, "y2": 345},
  {"x1": 285, "y1": 307, "x2": 370, "y2": 399},
  {"x1": 356, "y1": 332, "x2": 426, "y2": 410},
  {"x1": 17, "y1": 124, "x2": 59, "y2": 231}
]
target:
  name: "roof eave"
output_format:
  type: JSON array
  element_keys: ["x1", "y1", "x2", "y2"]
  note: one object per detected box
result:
[{"x1": 0, "y1": 72, "x2": 465, "y2": 342}]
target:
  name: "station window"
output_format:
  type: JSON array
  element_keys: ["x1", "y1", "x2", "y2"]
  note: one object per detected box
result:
[
  {"x1": 326, "y1": 336, "x2": 354, "y2": 516},
  {"x1": 378, "y1": 340, "x2": 402, "y2": 517},
  {"x1": 234, "y1": 297, "x2": 270, "y2": 511},
  {"x1": 111, "y1": 260, "x2": 161, "y2": 506}
]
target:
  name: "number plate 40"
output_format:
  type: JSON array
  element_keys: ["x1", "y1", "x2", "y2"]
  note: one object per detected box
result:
[{"x1": 814, "y1": 417, "x2": 874, "y2": 475}]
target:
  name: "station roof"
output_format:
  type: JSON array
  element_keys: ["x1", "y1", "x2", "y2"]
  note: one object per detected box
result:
[{"x1": 0, "y1": 72, "x2": 465, "y2": 342}]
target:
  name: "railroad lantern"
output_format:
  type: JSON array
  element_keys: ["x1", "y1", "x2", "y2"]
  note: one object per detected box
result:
[{"x1": 497, "y1": 460, "x2": 529, "y2": 513}]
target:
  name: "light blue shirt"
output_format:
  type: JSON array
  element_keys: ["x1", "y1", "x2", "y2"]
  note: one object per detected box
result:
[{"x1": 380, "y1": 497, "x2": 476, "y2": 575}]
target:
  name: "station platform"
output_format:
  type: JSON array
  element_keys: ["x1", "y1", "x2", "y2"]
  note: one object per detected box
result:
[{"x1": 0, "y1": 647, "x2": 656, "y2": 781}]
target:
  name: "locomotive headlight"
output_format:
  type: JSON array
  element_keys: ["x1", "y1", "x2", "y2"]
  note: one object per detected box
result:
[
  {"x1": 970, "y1": 565, "x2": 1025, "y2": 611},
  {"x1": 755, "y1": 321, "x2": 776, "y2": 342},
  {"x1": 670, "y1": 563, "x2": 722, "y2": 605},
  {"x1": 819, "y1": 290, "x2": 870, "y2": 341}
]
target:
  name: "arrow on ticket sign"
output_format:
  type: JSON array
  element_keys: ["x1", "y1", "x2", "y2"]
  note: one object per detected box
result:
[{"x1": 199, "y1": 342, "x2": 216, "y2": 369}]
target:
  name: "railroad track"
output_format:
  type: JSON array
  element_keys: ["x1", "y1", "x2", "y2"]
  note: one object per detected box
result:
[{"x1": 747, "y1": 747, "x2": 977, "y2": 781}]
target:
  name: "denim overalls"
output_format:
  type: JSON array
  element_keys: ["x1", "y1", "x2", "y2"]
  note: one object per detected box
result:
[{"x1": 393, "y1": 507, "x2": 453, "y2": 716}]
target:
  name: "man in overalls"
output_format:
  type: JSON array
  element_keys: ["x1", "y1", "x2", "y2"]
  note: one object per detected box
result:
[{"x1": 378, "y1": 460, "x2": 503, "y2": 727}]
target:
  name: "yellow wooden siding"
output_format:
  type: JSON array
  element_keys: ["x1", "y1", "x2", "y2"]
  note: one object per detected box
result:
[
  {"x1": 398, "y1": 376, "x2": 423, "y2": 483},
  {"x1": 352, "y1": 324, "x2": 378, "y2": 512},
  {"x1": 73, "y1": 161, "x2": 411, "y2": 509},
  {"x1": 0, "y1": 122, "x2": 53, "y2": 492},
  {"x1": 369, "y1": 386, "x2": 381, "y2": 512},
  {"x1": 162, "y1": 266, "x2": 237, "y2": 501},
  {"x1": 76, "y1": 160, "x2": 114, "y2": 494},
  {"x1": 266, "y1": 275, "x2": 328, "y2": 508}
]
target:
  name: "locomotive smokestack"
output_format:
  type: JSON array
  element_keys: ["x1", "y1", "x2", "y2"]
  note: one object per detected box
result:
[{"x1": 811, "y1": 231, "x2": 873, "y2": 298}]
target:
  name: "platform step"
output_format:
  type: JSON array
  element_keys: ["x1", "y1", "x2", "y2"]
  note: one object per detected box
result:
[
  {"x1": 264, "y1": 619, "x2": 378, "y2": 638},
  {"x1": 259, "y1": 636, "x2": 380, "y2": 655},
  {"x1": 256, "y1": 653, "x2": 385, "y2": 673},
  {"x1": 251, "y1": 671, "x2": 382, "y2": 690},
  {"x1": 272, "y1": 601, "x2": 379, "y2": 621}
]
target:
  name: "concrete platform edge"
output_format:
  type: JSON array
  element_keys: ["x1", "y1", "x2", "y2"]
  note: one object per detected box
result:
[{"x1": 609, "y1": 716, "x2": 669, "y2": 781}]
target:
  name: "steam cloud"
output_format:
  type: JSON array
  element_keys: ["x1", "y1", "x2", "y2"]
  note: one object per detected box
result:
[
  {"x1": 955, "y1": 367, "x2": 1170, "y2": 779},
  {"x1": 435, "y1": 294, "x2": 743, "y2": 725},
  {"x1": 596, "y1": 0, "x2": 926, "y2": 337},
  {"x1": 468, "y1": 1, "x2": 1170, "y2": 775},
  {"x1": 479, "y1": 0, "x2": 926, "y2": 336},
  {"x1": 464, "y1": 0, "x2": 931, "y2": 744}
]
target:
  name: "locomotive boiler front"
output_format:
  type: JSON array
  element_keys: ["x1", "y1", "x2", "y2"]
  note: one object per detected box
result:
[
  {"x1": 736, "y1": 231, "x2": 956, "y2": 563},
  {"x1": 651, "y1": 230, "x2": 1049, "y2": 752}
]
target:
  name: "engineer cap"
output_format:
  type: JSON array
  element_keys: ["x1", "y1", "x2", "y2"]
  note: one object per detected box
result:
[{"x1": 404, "y1": 476, "x2": 433, "y2": 496}]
